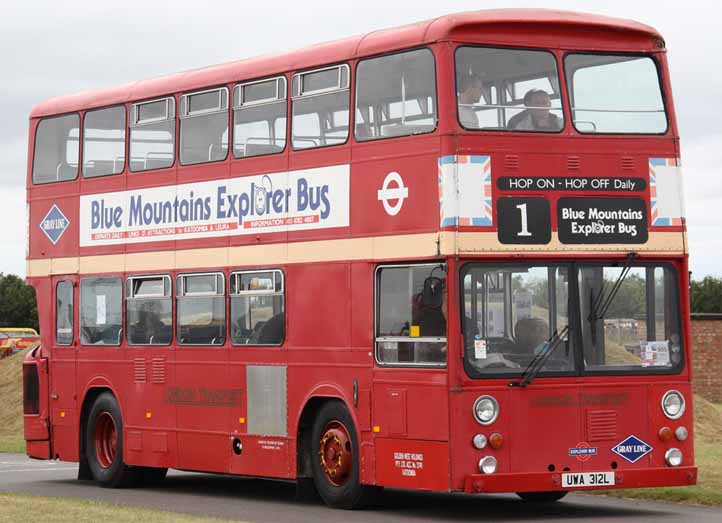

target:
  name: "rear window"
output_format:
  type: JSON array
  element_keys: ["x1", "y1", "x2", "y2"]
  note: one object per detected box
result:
[{"x1": 32, "y1": 114, "x2": 80, "y2": 184}]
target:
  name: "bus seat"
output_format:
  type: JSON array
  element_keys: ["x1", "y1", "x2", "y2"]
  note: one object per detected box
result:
[
  {"x1": 381, "y1": 124, "x2": 435, "y2": 138},
  {"x1": 245, "y1": 143, "x2": 283, "y2": 156}
]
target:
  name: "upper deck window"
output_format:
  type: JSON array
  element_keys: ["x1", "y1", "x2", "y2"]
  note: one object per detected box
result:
[
  {"x1": 82, "y1": 105, "x2": 126, "y2": 178},
  {"x1": 455, "y1": 47, "x2": 564, "y2": 133},
  {"x1": 355, "y1": 48, "x2": 437, "y2": 141},
  {"x1": 233, "y1": 77, "x2": 287, "y2": 158},
  {"x1": 292, "y1": 64, "x2": 349, "y2": 150},
  {"x1": 130, "y1": 97, "x2": 175, "y2": 172},
  {"x1": 180, "y1": 87, "x2": 229, "y2": 165},
  {"x1": 32, "y1": 114, "x2": 80, "y2": 184},
  {"x1": 565, "y1": 54, "x2": 667, "y2": 134}
]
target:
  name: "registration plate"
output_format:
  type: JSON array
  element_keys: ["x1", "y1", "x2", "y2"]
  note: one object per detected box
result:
[{"x1": 561, "y1": 471, "x2": 615, "y2": 488}]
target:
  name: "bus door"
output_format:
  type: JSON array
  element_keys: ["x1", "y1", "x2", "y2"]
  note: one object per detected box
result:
[
  {"x1": 372, "y1": 264, "x2": 452, "y2": 491},
  {"x1": 49, "y1": 275, "x2": 78, "y2": 459},
  {"x1": 173, "y1": 272, "x2": 232, "y2": 473},
  {"x1": 462, "y1": 264, "x2": 584, "y2": 474},
  {"x1": 123, "y1": 274, "x2": 175, "y2": 470}
]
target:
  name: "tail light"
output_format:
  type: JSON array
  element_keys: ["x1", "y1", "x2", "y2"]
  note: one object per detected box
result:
[{"x1": 23, "y1": 363, "x2": 40, "y2": 415}]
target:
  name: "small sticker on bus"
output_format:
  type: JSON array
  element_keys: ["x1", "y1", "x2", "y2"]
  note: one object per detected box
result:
[{"x1": 474, "y1": 338, "x2": 487, "y2": 359}]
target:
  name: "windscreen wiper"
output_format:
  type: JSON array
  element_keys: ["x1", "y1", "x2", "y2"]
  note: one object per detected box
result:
[
  {"x1": 588, "y1": 252, "x2": 637, "y2": 343},
  {"x1": 509, "y1": 325, "x2": 570, "y2": 388}
]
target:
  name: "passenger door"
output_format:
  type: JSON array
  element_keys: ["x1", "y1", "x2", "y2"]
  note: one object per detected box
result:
[{"x1": 49, "y1": 275, "x2": 78, "y2": 459}]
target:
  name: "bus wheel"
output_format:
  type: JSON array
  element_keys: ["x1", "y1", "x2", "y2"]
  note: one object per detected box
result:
[
  {"x1": 85, "y1": 392, "x2": 138, "y2": 488},
  {"x1": 516, "y1": 491, "x2": 568, "y2": 502},
  {"x1": 310, "y1": 401, "x2": 378, "y2": 509}
]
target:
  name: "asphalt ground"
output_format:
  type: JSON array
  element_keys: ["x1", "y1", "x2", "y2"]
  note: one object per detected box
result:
[{"x1": 1, "y1": 453, "x2": 720, "y2": 522}]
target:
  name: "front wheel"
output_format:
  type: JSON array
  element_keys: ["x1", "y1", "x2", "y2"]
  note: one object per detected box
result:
[
  {"x1": 310, "y1": 401, "x2": 379, "y2": 509},
  {"x1": 85, "y1": 392, "x2": 139, "y2": 488},
  {"x1": 517, "y1": 491, "x2": 568, "y2": 502}
]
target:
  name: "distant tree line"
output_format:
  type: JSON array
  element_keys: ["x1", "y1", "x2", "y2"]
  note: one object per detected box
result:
[
  {"x1": 690, "y1": 276, "x2": 722, "y2": 314},
  {"x1": 0, "y1": 273, "x2": 38, "y2": 331}
]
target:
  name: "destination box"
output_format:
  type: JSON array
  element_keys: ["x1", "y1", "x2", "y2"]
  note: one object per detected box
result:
[{"x1": 557, "y1": 197, "x2": 648, "y2": 244}]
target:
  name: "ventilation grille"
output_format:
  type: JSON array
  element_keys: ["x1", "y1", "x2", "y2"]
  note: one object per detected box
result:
[
  {"x1": 620, "y1": 156, "x2": 635, "y2": 171},
  {"x1": 567, "y1": 155, "x2": 581, "y2": 171},
  {"x1": 504, "y1": 155, "x2": 520, "y2": 171},
  {"x1": 133, "y1": 358, "x2": 146, "y2": 384},
  {"x1": 587, "y1": 410, "x2": 618, "y2": 442},
  {"x1": 151, "y1": 358, "x2": 166, "y2": 384}
]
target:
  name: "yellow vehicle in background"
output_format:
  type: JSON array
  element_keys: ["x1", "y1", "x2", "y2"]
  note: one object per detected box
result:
[{"x1": 0, "y1": 328, "x2": 40, "y2": 357}]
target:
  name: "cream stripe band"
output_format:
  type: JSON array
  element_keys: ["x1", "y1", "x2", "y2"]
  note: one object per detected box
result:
[{"x1": 27, "y1": 231, "x2": 686, "y2": 277}]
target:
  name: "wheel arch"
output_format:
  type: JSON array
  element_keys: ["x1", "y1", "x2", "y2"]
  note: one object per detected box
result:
[
  {"x1": 78, "y1": 381, "x2": 120, "y2": 479},
  {"x1": 295, "y1": 386, "x2": 355, "y2": 479}
]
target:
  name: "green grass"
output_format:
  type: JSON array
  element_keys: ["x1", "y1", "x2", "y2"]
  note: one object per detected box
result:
[
  {"x1": 0, "y1": 349, "x2": 24, "y2": 453},
  {"x1": 0, "y1": 492, "x2": 242, "y2": 523}
]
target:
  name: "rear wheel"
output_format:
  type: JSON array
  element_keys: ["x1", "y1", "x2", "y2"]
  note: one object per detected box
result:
[
  {"x1": 85, "y1": 392, "x2": 139, "y2": 488},
  {"x1": 517, "y1": 491, "x2": 568, "y2": 502},
  {"x1": 310, "y1": 401, "x2": 378, "y2": 509}
]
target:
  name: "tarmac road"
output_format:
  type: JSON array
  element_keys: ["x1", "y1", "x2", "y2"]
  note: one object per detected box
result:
[{"x1": 0, "y1": 453, "x2": 720, "y2": 523}]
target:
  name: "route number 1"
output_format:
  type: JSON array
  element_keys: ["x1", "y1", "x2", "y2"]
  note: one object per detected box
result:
[
  {"x1": 497, "y1": 197, "x2": 551, "y2": 245},
  {"x1": 516, "y1": 203, "x2": 532, "y2": 237}
]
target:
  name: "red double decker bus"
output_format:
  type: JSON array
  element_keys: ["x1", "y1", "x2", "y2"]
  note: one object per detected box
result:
[{"x1": 23, "y1": 9, "x2": 696, "y2": 507}]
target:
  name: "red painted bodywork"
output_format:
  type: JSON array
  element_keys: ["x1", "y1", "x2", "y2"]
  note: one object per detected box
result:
[{"x1": 24, "y1": 9, "x2": 696, "y2": 495}]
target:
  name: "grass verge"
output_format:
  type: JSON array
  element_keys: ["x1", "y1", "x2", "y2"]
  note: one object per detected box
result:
[
  {"x1": 0, "y1": 349, "x2": 25, "y2": 453},
  {"x1": 0, "y1": 492, "x2": 239, "y2": 523}
]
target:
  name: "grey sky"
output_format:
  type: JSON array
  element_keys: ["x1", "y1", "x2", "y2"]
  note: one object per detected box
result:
[{"x1": 2, "y1": 0, "x2": 720, "y2": 277}]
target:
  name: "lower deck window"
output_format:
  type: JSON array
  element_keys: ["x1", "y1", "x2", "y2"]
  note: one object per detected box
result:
[
  {"x1": 230, "y1": 270, "x2": 285, "y2": 345},
  {"x1": 126, "y1": 275, "x2": 172, "y2": 345},
  {"x1": 578, "y1": 264, "x2": 682, "y2": 371},
  {"x1": 376, "y1": 264, "x2": 447, "y2": 366},
  {"x1": 176, "y1": 273, "x2": 225, "y2": 345},
  {"x1": 80, "y1": 277, "x2": 122, "y2": 345}
]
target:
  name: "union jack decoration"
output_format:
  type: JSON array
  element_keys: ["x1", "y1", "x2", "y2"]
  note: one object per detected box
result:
[
  {"x1": 649, "y1": 157, "x2": 683, "y2": 226},
  {"x1": 438, "y1": 154, "x2": 493, "y2": 227}
]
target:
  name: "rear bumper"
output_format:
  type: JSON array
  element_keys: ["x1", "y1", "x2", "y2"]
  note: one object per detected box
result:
[{"x1": 464, "y1": 466, "x2": 697, "y2": 493}]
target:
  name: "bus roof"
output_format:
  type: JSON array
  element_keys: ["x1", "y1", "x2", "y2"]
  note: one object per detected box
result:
[{"x1": 30, "y1": 9, "x2": 661, "y2": 118}]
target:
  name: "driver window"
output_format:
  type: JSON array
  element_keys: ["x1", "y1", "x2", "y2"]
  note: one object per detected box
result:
[{"x1": 462, "y1": 265, "x2": 573, "y2": 374}]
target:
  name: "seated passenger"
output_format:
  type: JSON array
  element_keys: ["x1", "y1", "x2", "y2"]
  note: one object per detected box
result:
[
  {"x1": 509, "y1": 89, "x2": 561, "y2": 132},
  {"x1": 457, "y1": 73, "x2": 483, "y2": 128},
  {"x1": 514, "y1": 317, "x2": 549, "y2": 356},
  {"x1": 506, "y1": 90, "x2": 535, "y2": 130}
]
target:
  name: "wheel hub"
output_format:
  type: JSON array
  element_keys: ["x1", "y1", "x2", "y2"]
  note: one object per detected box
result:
[
  {"x1": 319, "y1": 421, "x2": 352, "y2": 486},
  {"x1": 94, "y1": 411, "x2": 117, "y2": 469}
]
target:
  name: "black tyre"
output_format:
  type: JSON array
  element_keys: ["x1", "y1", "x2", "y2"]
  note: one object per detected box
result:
[
  {"x1": 141, "y1": 466, "x2": 168, "y2": 485},
  {"x1": 85, "y1": 392, "x2": 139, "y2": 488},
  {"x1": 310, "y1": 401, "x2": 379, "y2": 509},
  {"x1": 517, "y1": 491, "x2": 568, "y2": 502}
]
